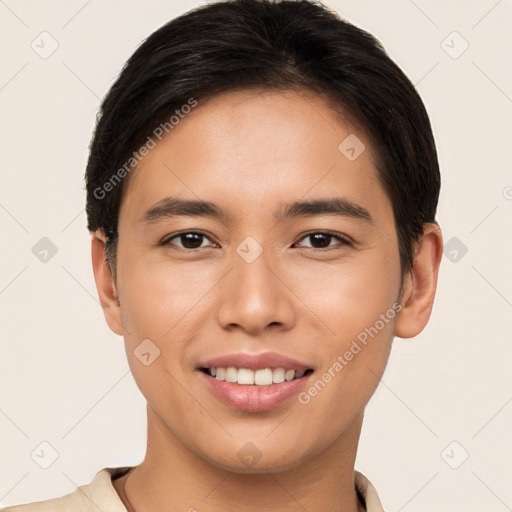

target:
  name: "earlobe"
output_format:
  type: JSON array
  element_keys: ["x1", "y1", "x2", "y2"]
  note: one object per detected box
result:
[
  {"x1": 394, "y1": 223, "x2": 443, "y2": 339},
  {"x1": 91, "y1": 231, "x2": 124, "y2": 336}
]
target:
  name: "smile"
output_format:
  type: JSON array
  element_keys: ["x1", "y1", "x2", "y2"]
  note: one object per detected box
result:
[
  {"x1": 199, "y1": 367, "x2": 315, "y2": 413},
  {"x1": 201, "y1": 367, "x2": 314, "y2": 386}
]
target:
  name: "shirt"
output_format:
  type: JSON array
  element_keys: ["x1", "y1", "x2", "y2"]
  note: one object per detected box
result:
[{"x1": 1, "y1": 467, "x2": 385, "y2": 511}]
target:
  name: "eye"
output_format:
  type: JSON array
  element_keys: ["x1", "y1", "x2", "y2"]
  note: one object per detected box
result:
[
  {"x1": 161, "y1": 230, "x2": 351, "y2": 251},
  {"x1": 293, "y1": 231, "x2": 352, "y2": 250},
  {"x1": 162, "y1": 231, "x2": 217, "y2": 250}
]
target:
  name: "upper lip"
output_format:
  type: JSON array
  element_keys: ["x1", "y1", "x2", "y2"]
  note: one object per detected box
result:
[{"x1": 198, "y1": 351, "x2": 313, "y2": 372}]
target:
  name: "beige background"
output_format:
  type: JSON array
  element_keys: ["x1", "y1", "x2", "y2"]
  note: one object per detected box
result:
[{"x1": 0, "y1": 0, "x2": 511, "y2": 510}]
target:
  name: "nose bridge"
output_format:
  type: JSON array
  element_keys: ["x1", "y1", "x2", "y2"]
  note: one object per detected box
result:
[
  {"x1": 233, "y1": 238, "x2": 279, "y2": 306},
  {"x1": 217, "y1": 237, "x2": 295, "y2": 333}
]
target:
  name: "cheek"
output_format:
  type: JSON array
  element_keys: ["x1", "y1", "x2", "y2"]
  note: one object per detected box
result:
[
  {"x1": 288, "y1": 244, "x2": 401, "y2": 339},
  {"x1": 295, "y1": 292, "x2": 397, "y2": 449},
  {"x1": 115, "y1": 254, "x2": 230, "y2": 407},
  {"x1": 290, "y1": 245, "x2": 400, "y2": 414},
  {"x1": 117, "y1": 253, "x2": 223, "y2": 340}
]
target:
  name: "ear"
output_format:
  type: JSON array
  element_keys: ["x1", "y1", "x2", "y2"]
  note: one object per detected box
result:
[
  {"x1": 91, "y1": 230, "x2": 124, "y2": 336},
  {"x1": 394, "y1": 223, "x2": 443, "y2": 339}
]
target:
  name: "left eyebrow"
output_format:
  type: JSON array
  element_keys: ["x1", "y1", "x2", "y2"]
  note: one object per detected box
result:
[
  {"x1": 140, "y1": 196, "x2": 373, "y2": 225},
  {"x1": 275, "y1": 197, "x2": 373, "y2": 224}
]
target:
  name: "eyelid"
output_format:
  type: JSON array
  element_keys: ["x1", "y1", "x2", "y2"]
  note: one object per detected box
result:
[
  {"x1": 294, "y1": 230, "x2": 353, "y2": 249},
  {"x1": 161, "y1": 230, "x2": 218, "y2": 248},
  {"x1": 161, "y1": 230, "x2": 352, "y2": 250}
]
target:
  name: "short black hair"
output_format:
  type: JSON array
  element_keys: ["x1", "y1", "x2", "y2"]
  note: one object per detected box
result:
[{"x1": 85, "y1": 0, "x2": 440, "y2": 283}]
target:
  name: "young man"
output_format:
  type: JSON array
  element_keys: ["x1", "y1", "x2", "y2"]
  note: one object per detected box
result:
[{"x1": 2, "y1": 0, "x2": 442, "y2": 510}]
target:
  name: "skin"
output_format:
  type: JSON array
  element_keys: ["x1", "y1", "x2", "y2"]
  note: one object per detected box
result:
[{"x1": 92, "y1": 88, "x2": 443, "y2": 512}]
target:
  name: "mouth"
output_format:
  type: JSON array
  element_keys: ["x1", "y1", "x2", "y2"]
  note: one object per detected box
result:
[
  {"x1": 199, "y1": 366, "x2": 315, "y2": 386},
  {"x1": 195, "y1": 351, "x2": 315, "y2": 412},
  {"x1": 197, "y1": 366, "x2": 315, "y2": 413}
]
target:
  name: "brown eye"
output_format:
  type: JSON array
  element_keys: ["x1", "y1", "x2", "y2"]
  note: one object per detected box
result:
[
  {"x1": 295, "y1": 232, "x2": 351, "y2": 250},
  {"x1": 162, "y1": 231, "x2": 214, "y2": 250}
]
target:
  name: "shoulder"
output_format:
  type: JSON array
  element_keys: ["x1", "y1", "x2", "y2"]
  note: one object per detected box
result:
[
  {"x1": 0, "y1": 466, "x2": 133, "y2": 512},
  {"x1": 354, "y1": 470, "x2": 386, "y2": 512},
  {"x1": 0, "y1": 490, "x2": 90, "y2": 512}
]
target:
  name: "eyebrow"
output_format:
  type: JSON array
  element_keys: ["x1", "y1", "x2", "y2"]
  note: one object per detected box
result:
[{"x1": 141, "y1": 196, "x2": 373, "y2": 225}]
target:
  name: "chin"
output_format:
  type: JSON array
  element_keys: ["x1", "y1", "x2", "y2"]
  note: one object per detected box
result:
[
  {"x1": 209, "y1": 457, "x2": 303, "y2": 475},
  {"x1": 199, "y1": 444, "x2": 311, "y2": 475}
]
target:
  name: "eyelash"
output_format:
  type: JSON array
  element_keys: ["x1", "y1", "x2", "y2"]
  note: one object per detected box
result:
[{"x1": 161, "y1": 230, "x2": 352, "y2": 251}]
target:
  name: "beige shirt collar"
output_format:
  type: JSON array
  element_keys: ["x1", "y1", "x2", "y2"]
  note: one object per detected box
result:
[
  {"x1": 105, "y1": 467, "x2": 386, "y2": 512},
  {"x1": 1, "y1": 466, "x2": 385, "y2": 512}
]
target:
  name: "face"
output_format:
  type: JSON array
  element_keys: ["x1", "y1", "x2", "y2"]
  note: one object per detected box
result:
[{"x1": 104, "y1": 89, "x2": 404, "y2": 472}]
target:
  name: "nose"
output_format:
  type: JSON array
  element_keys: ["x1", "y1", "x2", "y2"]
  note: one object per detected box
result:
[{"x1": 217, "y1": 246, "x2": 297, "y2": 336}]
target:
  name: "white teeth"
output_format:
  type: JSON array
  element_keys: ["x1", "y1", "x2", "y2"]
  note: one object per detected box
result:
[
  {"x1": 272, "y1": 368, "x2": 285, "y2": 384},
  {"x1": 285, "y1": 369, "x2": 295, "y2": 381},
  {"x1": 208, "y1": 367, "x2": 309, "y2": 385},
  {"x1": 237, "y1": 368, "x2": 254, "y2": 385},
  {"x1": 225, "y1": 366, "x2": 238, "y2": 383},
  {"x1": 255, "y1": 368, "x2": 273, "y2": 386}
]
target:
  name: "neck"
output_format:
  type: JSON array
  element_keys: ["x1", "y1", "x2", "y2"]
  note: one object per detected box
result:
[{"x1": 116, "y1": 405, "x2": 366, "y2": 512}]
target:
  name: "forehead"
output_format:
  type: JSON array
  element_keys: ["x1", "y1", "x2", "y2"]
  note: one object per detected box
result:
[{"x1": 119, "y1": 88, "x2": 388, "y2": 226}]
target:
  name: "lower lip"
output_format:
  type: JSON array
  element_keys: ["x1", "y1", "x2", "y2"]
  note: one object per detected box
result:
[{"x1": 199, "y1": 371, "x2": 313, "y2": 413}]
